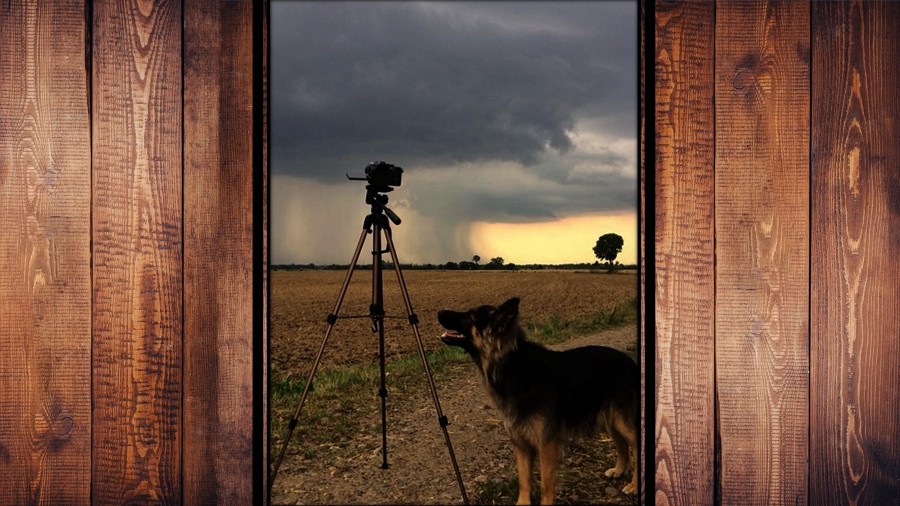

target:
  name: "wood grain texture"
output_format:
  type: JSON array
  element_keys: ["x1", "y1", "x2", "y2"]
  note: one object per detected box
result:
[
  {"x1": 714, "y1": 2, "x2": 810, "y2": 504},
  {"x1": 262, "y1": 1, "x2": 271, "y2": 502},
  {"x1": 183, "y1": 0, "x2": 256, "y2": 503},
  {"x1": 91, "y1": 0, "x2": 183, "y2": 503},
  {"x1": 811, "y1": 1, "x2": 900, "y2": 504},
  {"x1": 0, "y1": 0, "x2": 92, "y2": 503},
  {"x1": 654, "y1": 2, "x2": 716, "y2": 504}
]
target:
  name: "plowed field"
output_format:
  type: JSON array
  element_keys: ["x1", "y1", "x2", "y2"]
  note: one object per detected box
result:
[{"x1": 271, "y1": 269, "x2": 636, "y2": 372}]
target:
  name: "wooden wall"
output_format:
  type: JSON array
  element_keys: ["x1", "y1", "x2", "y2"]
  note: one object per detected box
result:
[
  {"x1": 650, "y1": 1, "x2": 899, "y2": 504},
  {"x1": 3, "y1": 0, "x2": 897, "y2": 505},
  {"x1": 0, "y1": 0, "x2": 267, "y2": 504}
]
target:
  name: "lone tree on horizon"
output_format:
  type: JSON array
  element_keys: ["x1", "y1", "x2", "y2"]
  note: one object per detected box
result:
[
  {"x1": 593, "y1": 233, "x2": 624, "y2": 270},
  {"x1": 472, "y1": 255, "x2": 480, "y2": 265}
]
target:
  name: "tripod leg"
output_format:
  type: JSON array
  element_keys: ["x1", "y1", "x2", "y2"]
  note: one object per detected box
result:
[
  {"x1": 372, "y1": 219, "x2": 390, "y2": 469},
  {"x1": 382, "y1": 229, "x2": 470, "y2": 505},
  {"x1": 269, "y1": 226, "x2": 370, "y2": 495}
]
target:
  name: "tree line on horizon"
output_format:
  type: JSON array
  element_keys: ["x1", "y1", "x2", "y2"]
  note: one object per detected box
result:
[{"x1": 274, "y1": 233, "x2": 631, "y2": 272}]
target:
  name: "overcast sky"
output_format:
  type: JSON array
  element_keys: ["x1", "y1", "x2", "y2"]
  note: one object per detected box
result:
[{"x1": 271, "y1": 1, "x2": 637, "y2": 265}]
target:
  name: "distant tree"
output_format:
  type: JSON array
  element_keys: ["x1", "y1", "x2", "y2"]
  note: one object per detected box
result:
[
  {"x1": 458, "y1": 261, "x2": 477, "y2": 270},
  {"x1": 443, "y1": 261, "x2": 459, "y2": 270},
  {"x1": 488, "y1": 257, "x2": 505, "y2": 269},
  {"x1": 593, "y1": 233, "x2": 624, "y2": 270},
  {"x1": 472, "y1": 255, "x2": 481, "y2": 266}
]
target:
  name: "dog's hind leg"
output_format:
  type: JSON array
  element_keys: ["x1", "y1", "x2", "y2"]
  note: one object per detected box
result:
[
  {"x1": 605, "y1": 410, "x2": 637, "y2": 495},
  {"x1": 538, "y1": 440, "x2": 560, "y2": 505},
  {"x1": 512, "y1": 442, "x2": 535, "y2": 505},
  {"x1": 604, "y1": 428, "x2": 630, "y2": 479}
]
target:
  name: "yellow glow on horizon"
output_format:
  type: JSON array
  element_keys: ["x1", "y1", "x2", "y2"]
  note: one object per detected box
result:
[{"x1": 469, "y1": 212, "x2": 638, "y2": 265}]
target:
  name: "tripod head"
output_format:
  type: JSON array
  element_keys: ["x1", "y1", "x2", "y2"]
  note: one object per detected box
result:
[
  {"x1": 364, "y1": 185, "x2": 402, "y2": 226},
  {"x1": 347, "y1": 161, "x2": 403, "y2": 225}
]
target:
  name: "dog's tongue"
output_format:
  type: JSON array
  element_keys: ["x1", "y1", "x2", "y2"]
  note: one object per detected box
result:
[{"x1": 441, "y1": 330, "x2": 463, "y2": 339}]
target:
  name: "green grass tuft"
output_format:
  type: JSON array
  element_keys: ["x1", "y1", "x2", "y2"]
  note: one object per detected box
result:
[{"x1": 527, "y1": 296, "x2": 636, "y2": 345}]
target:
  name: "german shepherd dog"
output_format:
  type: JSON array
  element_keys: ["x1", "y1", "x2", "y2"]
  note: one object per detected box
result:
[{"x1": 438, "y1": 297, "x2": 638, "y2": 505}]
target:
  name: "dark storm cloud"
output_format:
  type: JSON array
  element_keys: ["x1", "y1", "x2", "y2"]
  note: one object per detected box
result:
[
  {"x1": 405, "y1": 163, "x2": 636, "y2": 223},
  {"x1": 271, "y1": 1, "x2": 636, "y2": 181},
  {"x1": 271, "y1": 2, "x2": 637, "y2": 263}
]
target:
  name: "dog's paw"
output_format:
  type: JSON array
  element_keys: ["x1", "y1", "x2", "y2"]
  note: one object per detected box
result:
[
  {"x1": 603, "y1": 467, "x2": 624, "y2": 479},
  {"x1": 621, "y1": 482, "x2": 637, "y2": 495}
]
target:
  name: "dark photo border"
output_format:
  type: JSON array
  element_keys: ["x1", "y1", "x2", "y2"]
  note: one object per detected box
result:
[{"x1": 259, "y1": 2, "x2": 654, "y2": 503}]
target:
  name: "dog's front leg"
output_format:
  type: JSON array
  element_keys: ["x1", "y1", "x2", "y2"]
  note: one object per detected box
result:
[
  {"x1": 538, "y1": 440, "x2": 559, "y2": 505},
  {"x1": 512, "y1": 442, "x2": 535, "y2": 505}
]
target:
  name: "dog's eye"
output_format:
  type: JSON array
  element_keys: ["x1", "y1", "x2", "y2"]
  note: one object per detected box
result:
[{"x1": 471, "y1": 308, "x2": 494, "y2": 329}]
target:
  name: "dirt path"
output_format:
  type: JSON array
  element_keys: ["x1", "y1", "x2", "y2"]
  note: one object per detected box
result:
[{"x1": 272, "y1": 326, "x2": 639, "y2": 505}]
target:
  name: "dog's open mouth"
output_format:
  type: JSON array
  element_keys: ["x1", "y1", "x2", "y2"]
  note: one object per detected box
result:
[{"x1": 440, "y1": 330, "x2": 465, "y2": 344}]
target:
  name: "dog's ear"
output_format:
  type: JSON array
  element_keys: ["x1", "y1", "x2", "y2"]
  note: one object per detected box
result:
[
  {"x1": 500, "y1": 297, "x2": 520, "y2": 315},
  {"x1": 494, "y1": 297, "x2": 520, "y2": 332}
]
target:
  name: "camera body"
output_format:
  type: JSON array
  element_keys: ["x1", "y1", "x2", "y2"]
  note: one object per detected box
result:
[{"x1": 365, "y1": 161, "x2": 403, "y2": 187}]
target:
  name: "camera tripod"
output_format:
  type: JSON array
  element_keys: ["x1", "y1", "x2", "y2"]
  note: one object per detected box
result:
[{"x1": 269, "y1": 183, "x2": 469, "y2": 504}]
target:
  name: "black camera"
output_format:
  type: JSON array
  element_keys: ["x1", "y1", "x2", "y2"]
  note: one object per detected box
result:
[{"x1": 364, "y1": 161, "x2": 403, "y2": 187}]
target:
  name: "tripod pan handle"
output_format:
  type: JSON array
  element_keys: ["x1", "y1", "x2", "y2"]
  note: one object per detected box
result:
[{"x1": 384, "y1": 206, "x2": 401, "y2": 226}]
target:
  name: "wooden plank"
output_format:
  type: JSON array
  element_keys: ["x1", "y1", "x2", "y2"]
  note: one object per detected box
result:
[
  {"x1": 714, "y1": 1, "x2": 810, "y2": 503},
  {"x1": 811, "y1": 1, "x2": 900, "y2": 503},
  {"x1": 90, "y1": 0, "x2": 183, "y2": 503},
  {"x1": 261, "y1": 1, "x2": 271, "y2": 502},
  {"x1": 653, "y1": 1, "x2": 716, "y2": 504},
  {"x1": 0, "y1": 0, "x2": 92, "y2": 503},
  {"x1": 183, "y1": 0, "x2": 256, "y2": 503}
]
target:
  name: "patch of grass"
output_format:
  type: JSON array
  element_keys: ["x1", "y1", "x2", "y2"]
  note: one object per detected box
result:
[
  {"x1": 473, "y1": 475, "x2": 519, "y2": 505},
  {"x1": 270, "y1": 345, "x2": 471, "y2": 458},
  {"x1": 270, "y1": 365, "x2": 372, "y2": 453},
  {"x1": 527, "y1": 296, "x2": 637, "y2": 345},
  {"x1": 381, "y1": 344, "x2": 470, "y2": 384}
]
